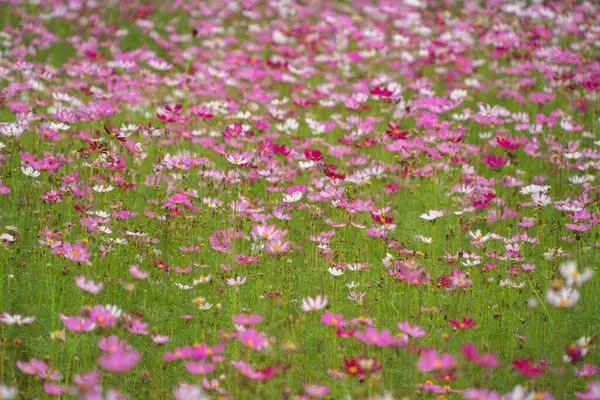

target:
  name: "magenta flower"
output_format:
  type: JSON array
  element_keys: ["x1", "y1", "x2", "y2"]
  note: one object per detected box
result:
[
  {"x1": 483, "y1": 154, "x2": 508, "y2": 169},
  {"x1": 321, "y1": 312, "x2": 350, "y2": 327},
  {"x1": 460, "y1": 343, "x2": 502, "y2": 368},
  {"x1": 123, "y1": 315, "x2": 148, "y2": 335},
  {"x1": 238, "y1": 328, "x2": 269, "y2": 350},
  {"x1": 98, "y1": 350, "x2": 142, "y2": 372},
  {"x1": 232, "y1": 313, "x2": 264, "y2": 326},
  {"x1": 56, "y1": 241, "x2": 90, "y2": 263},
  {"x1": 449, "y1": 317, "x2": 477, "y2": 330},
  {"x1": 89, "y1": 306, "x2": 118, "y2": 327},
  {"x1": 230, "y1": 360, "x2": 282, "y2": 381}
]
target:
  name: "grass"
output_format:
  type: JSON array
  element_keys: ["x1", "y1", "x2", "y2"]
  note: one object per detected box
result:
[{"x1": 0, "y1": 0, "x2": 599, "y2": 399}]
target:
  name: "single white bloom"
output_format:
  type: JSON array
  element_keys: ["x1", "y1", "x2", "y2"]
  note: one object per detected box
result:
[
  {"x1": 420, "y1": 210, "x2": 444, "y2": 220},
  {"x1": 546, "y1": 287, "x2": 580, "y2": 308},
  {"x1": 301, "y1": 295, "x2": 328, "y2": 312},
  {"x1": 93, "y1": 184, "x2": 114, "y2": 193},
  {"x1": 559, "y1": 260, "x2": 594, "y2": 286},
  {"x1": 21, "y1": 166, "x2": 40, "y2": 177}
]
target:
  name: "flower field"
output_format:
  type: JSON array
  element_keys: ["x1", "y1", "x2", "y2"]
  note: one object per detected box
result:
[{"x1": 0, "y1": 0, "x2": 600, "y2": 398}]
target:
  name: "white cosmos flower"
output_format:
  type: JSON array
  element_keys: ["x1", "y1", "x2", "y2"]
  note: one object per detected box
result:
[
  {"x1": 469, "y1": 229, "x2": 490, "y2": 242},
  {"x1": 282, "y1": 192, "x2": 303, "y2": 203},
  {"x1": 175, "y1": 283, "x2": 193, "y2": 290},
  {"x1": 0, "y1": 233, "x2": 15, "y2": 243},
  {"x1": 420, "y1": 210, "x2": 444, "y2": 220},
  {"x1": 520, "y1": 184, "x2": 550, "y2": 195},
  {"x1": 0, "y1": 313, "x2": 35, "y2": 325},
  {"x1": 49, "y1": 122, "x2": 70, "y2": 131},
  {"x1": 301, "y1": 295, "x2": 328, "y2": 312},
  {"x1": 93, "y1": 184, "x2": 114, "y2": 193},
  {"x1": 499, "y1": 279, "x2": 524, "y2": 288},
  {"x1": 192, "y1": 275, "x2": 212, "y2": 285},
  {"x1": 559, "y1": 260, "x2": 594, "y2": 286},
  {"x1": 21, "y1": 166, "x2": 40, "y2": 177},
  {"x1": 414, "y1": 235, "x2": 432, "y2": 244},
  {"x1": 198, "y1": 303, "x2": 213, "y2": 310},
  {"x1": 98, "y1": 225, "x2": 112, "y2": 234},
  {"x1": 298, "y1": 161, "x2": 315, "y2": 169},
  {"x1": 382, "y1": 253, "x2": 394, "y2": 267},
  {"x1": 328, "y1": 267, "x2": 344, "y2": 277},
  {"x1": 450, "y1": 89, "x2": 467, "y2": 100},
  {"x1": 531, "y1": 192, "x2": 551, "y2": 206},
  {"x1": 0, "y1": 384, "x2": 17, "y2": 399},
  {"x1": 546, "y1": 287, "x2": 580, "y2": 308}
]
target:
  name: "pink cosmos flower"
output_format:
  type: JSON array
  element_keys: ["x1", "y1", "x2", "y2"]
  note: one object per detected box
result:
[
  {"x1": 397, "y1": 321, "x2": 427, "y2": 338},
  {"x1": 98, "y1": 350, "x2": 142, "y2": 372},
  {"x1": 354, "y1": 327, "x2": 394, "y2": 347},
  {"x1": 304, "y1": 384, "x2": 330, "y2": 398},
  {"x1": 416, "y1": 349, "x2": 457, "y2": 371},
  {"x1": 55, "y1": 241, "x2": 90, "y2": 263},
  {"x1": 460, "y1": 343, "x2": 502, "y2": 368},
  {"x1": 75, "y1": 276, "x2": 104, "y2": 294},
  {"x1": 43, "y1": 382, "x2": 64, "y2": 395},
  {"x1": 16, "y1": 358, "x2": 63, "y2": 380},
  {"x1": 89, "y1": 306, "x2": 119, "y2": 327},
  {"x1": 449, "y1": 317, "x2": 476, "y2": 330},
  {"x1": 574, "y1": 381, "x2": 600, "y2": 399},
  {"x1": 163, "y1": 347, "x2": 192, "y2": 361},
  {"x1": 238, "y1": 328, "x2": 269, "y2": 350},
  {"x1": 232, "y1": 313, "x2": 264, "y2": 326},
  {"x1": 129, "y1": 264, "x2": 149, "y2": 279},
  {"x1": 62, "y1": 316, "x2": 97, "y2": 332},
  {"x1": 185, "y1": 361, "x2": 216, "y2": 375},
  {"x1": 190, "y1": 343, "x2": 225, "y2": 360},
  {"x1": 512, "y1": 359, "x2": 545, "y2": 377},
  {"x1": 173, "y1": 384, "x2": 209, "y2": 400},
  {"x1": 98, "y1": 336, "x2": 132, "y2": 353},
  {"x1": 202, "y1": 378, "x2": 224, "y2": 393},
  {"x1": 226, "y1": 276, "x2": 247, "y2": 292},
  {"x1": 576, "y1": 364, "x2": 598, "y2": 377},
  {"x1": 321, "y1": 312, "x2": 350, "y2": 327},
  {"x1": 230, "y1": 360, "x2": 282, "y2": 380},
  {"x1": 483, "y1": 154, "x2": 508, "y2": 169},
  {"x1": 151, "y1": 335, "x2": 170, "y2": 345}
]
